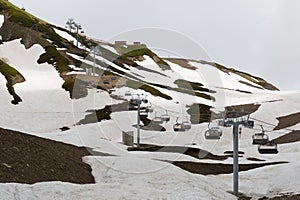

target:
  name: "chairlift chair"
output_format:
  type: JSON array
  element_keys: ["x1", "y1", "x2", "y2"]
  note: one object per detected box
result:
[
  {"x1": 182, "y1": 117, "x2": 191, "y2": 130},
  {"x1": 252, "y1": 134, "x2": 269, "y2": 145},
  {"x1": 125, "y1": 91, "x2": 131, "y2": 96},
  {"x1": 140, "y1": 110, "x2": 148, "y2": 117},
  {"x1": 173, "y1": 118, "x2": 185, "y2": 132},
  {"x1": 146, "y1": 104, "x2": 154, "y2": 113},
  {"x1": 173, "y1": 123, "x2": 186, "y2": 132},
  {"x1": 258, "y1": 142, "x2": 278, "y2": 154},
  {"x1": 252, "y1": 125, "x2": 269, "y2": 145},
  {"x1": 205, "y1": 127, "x2": 222, "y2": 140},
  {"x1": 161, "y1": 110, "x2": 170, "y2": 122},
  {"x1": 152, "y1": 112, "x2": 163, "y2": 124}
]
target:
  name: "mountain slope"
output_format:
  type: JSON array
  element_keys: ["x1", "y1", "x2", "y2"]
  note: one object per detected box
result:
[{"x1": 0, "y1": 1, "x2": 300, "y2": 199}]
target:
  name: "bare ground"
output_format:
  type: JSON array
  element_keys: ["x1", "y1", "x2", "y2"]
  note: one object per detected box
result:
[
  {"x1": 0, "y1": 127, "x2": 96, "y2": 184},
  {"x1": 272, "y1": 130, "x2": 300, "y2": 144},
  {"x1": 274, "y1": 112, "x2": 300, "y2": 130}
]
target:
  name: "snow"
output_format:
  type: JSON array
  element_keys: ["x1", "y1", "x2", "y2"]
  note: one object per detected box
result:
[
  {"x1": 101, "y1": 44, "x2": 118, "y2": 55},
  {"x1": 1, "y1": 35, "x2": 300, "y2": 198},
  {"x1": 0, "y1": 39, "x2": 116, "y2": 133},
  {"x1": 0, "y1": 15, "x2": 4, "y2": 29},
  {"x1": 53, "y1": 28, "x2": 84, "y2": 48}
]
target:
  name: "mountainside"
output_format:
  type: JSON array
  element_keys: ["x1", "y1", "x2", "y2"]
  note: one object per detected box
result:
[{"x1": 0, "y1": 1, "x2": 300, "y2": 199}]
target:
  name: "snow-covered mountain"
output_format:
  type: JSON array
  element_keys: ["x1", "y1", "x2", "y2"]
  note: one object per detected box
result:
[{"x1": 0, "y1": 1, "x2": 300, "y2": 199}]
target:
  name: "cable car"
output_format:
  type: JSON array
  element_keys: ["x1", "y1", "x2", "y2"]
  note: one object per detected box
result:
[
  {"x1": 252, "y1": 125, "x2": 269, "y2": 145},
  {"x1": 161, "y1": 110, "x2": 170, "y2": 122},
  {"x1": 205, "y1": 127, "x2": 222, "y2": 140},
  {"x1": 258, "y1": 142, "x2": 278, "y2": 154}
]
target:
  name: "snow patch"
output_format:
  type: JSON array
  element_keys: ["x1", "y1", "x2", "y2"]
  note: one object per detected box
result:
[{"x1": 0, "y1": 15, "x2": 4, "y2": 29}]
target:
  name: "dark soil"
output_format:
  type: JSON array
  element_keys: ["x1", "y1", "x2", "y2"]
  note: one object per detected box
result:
[
  {"x1": 225, "y1": 103, "x2": 261, "y2": 118},
  {"x1": 0, "y1": 127, "x2": 96, "y2": 184},
  {"x1": 258, "y1": 194, "x2": 300, "y2": 200},
  {"x1": 128, "y1": 144, "x2": 230, "y2": 161},
  {"x1": 172, "y1": 161, "x2": 287, "y2": 175},
  {"x1": 247, "y1": 157, "x2": 266, "y2": 162},
  {"x1": 128, "y1": 144, "x2": 287, "y2": 176},
  {"x1": 271, "y1": 130, "x2": 300, "y2": 144},
  {"x1": 274, "y1": 112, "x2": 300, "y2": 131}
]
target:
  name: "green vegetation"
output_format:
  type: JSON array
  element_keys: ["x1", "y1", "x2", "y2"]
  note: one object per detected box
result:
[
  {"x1": 126, "y1": 79, "x2": 172, "y2": 100},
  {"x1": 0, "y1": 0, "x2": 36, "y2": 27},
  {"x1": 0, "y1": 0, "x2": 73, "y2": 49},
  {"x1": 187, "y1": 103, "x2": 212, "y2": 124},
  {"x1": 37, "y1": 46, "x2": 70, "y2": 74},
  {"x1": 115, "y1": 44, "x2": 170, "y2": 70},
  {"x1": 0, "y1": 59, "x2": 25, "y2": 104}
]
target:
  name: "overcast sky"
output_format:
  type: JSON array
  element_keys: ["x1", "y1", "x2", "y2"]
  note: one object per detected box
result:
[{"x1": 9, "y1": 0, "x2": 300, "y2": 90}]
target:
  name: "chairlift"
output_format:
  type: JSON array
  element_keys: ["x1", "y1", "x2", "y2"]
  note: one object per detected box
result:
[
  {"x1": 161, "y1": 110, "x2": 170, "y2": 122},
  {"x1": 173, "y1": 118, "x2": 185, "y2": 132},
  {"x1": 140, "y1": 109, "x2": 148, "y2": 117},
  {"x1": 205, "y1": 122, "x2": 222, "y2": 140},
  {"x1": 125, "y1": 91, "x2": 131, "y2": 96},
  {"x1": 182, "y1": 117, "x2": 191, "y2": 130},
  {"x1": 258, "y1": 142, "x2": 278, "y2": 154},
  {"x1": 146, "y1": 103, "x2": 154, "y2": 113},
  {"x1": 252, "y1": 125, "x2": 269, "y2": 145},
  {"x1": 152, "y1": 112, "x2": 163, "y2": 124}
]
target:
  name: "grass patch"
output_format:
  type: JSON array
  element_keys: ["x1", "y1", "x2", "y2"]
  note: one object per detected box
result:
[
  {"x1": 37, "y1": 45, "x2": 70, "y2": 74},
  {"x1": 0, "y1": 60, "x2": 25, "y2": 104},
  {"x1": 116, "y1": 44, "x2": 170, "y2": 70}
]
